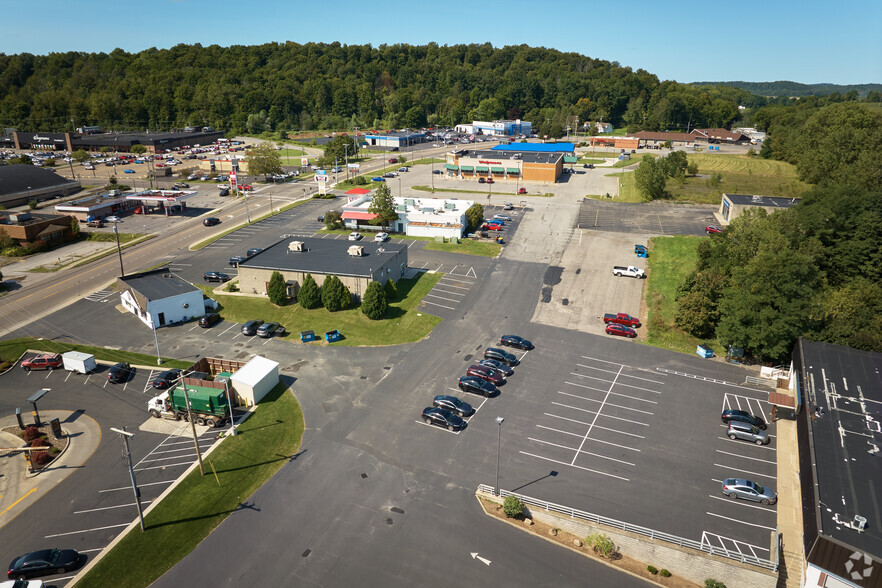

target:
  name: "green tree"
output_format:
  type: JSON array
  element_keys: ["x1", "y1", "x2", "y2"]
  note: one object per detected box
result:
[
  {"x1": 397, "y1": 155, "x2": 407, "y2": 165},
  {"x1": 320, "y1": 135, "x2": 355, "y2": 167},
  {"x1": 633, "y1": 155, "x2": 667, "y2": 201},
  {"x1": 361, "y1": 281, "x2": 388, "y2": 319},
  {"x1": 298, "y1": 274, "x2": 322, "y2": 309},
  {"x1": 130, "y1": 144, "x2": 146, "y2": 155},
  {"x1": 662, "y1": 151, "x2": 688, "y2": 177},
  {"x1": 465, "y1": 202, "x2": 485, "y2": 233},
  {"x1": 687, "y1": 160, "x2": 699, "y2": 176},
  {"x1": 11, "y1": 154, "x2": 32, "y2": 165},
  {"x1": 72, "y1": 150, "x2": 90, "y2": 164},
  {"x1": 247, "y1": 142, "x2": 283, "y2": 179},
  {"x1": 368, "y1": 183, "x2": 398, "y2": 229},
  {"x1": 324, "y1": 210, "x2": 344, "y2": 230},
  {"x1": 70, "y1": 217, "x2": 80, "y2": 238},
  {"x1": 99, "y1": 146, "x2": 110, "y2": 154},
  {"x1": 502, "y1": 495, "x2": 525, "y2": 518},
  {"x1": 383, "y1": 278, "x2": 398, "y2": 301},
  {"x1": 321, "y1": 275, "x2": 347, "y2": 311},
  {"x1": 814, "y1": 279, "x2": 882, "y2": 351},
  {"x1": 267, "y1": 271, "x2": 287, "y2": 306},
  {"x1": 675, "y1": 270, "x2": 727, "y2": 338}
]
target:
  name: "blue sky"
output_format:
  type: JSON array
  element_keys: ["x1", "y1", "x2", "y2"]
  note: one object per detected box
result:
[{"x1": 4, "y1": 0, "x2": 880, "y2": 85}]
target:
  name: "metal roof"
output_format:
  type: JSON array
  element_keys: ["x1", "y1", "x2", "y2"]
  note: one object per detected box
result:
[
  {"x1": 0, "y1": 165, "x2": 81, "y2": 199},
  {"x1": 490, "y1": 142, "x2": 575, "y2": 153}
]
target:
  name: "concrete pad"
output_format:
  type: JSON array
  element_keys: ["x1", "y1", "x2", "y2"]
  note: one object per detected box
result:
[{"x1": 139, "y1": 416, "x2": 214, "y2": 437}]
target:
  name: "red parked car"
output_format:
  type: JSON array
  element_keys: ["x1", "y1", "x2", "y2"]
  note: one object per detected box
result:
[
  {"x1": 482, "y1": 223, "x2": 503, "y2": 231},
  {"x1": 605, "y1": 324, "x2": 637, "y2": 338},
  {"x1": 518, "y1": 187, "x2": 526, "y2": 194},
  {"x1": 466, "y1": 364, "x2": 505, "y2": 386},
  {"x1": 21, "y1": 353, "x2": 63, "y2": 371},
  {"x1": 602, "y1": 313, "x2": 641, "y2": 328},
  {"x1": 388, "y1": 158, "x2": 398, "y2": 163},
  {"x1": 705, "y1": 225, "x2": 723, "y2": 234}
]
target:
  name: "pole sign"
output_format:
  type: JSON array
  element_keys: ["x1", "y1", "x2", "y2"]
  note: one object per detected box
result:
[
  {"x1": 301, "y1": 157, "x2": 309, "y2": 166},
  {"x1": 315, "y1": 175, "x2": 328, "y2": 183},
  {"x1": 347, "y1": 163, "x2": 360, "y2": 169},
  {"x1": 229, "y1": 171, "x2": 237, "y2": 190}
]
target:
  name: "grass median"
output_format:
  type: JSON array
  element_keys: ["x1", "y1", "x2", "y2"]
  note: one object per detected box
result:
[
  {"x1": 75, "y1": 382, "x2": 304, "y2": 588},
  {"x1": 0, "y1": 338, "x2": 190, "y2": 372},
  {"x1": 206, "y1": 271, "x2": 443, "y2": 346},
  {"x1": 645, "y1": 235, "x2": 721, "y2": 356}
]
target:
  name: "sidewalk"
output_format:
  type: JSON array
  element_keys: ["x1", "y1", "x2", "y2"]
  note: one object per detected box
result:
[
  {"x1": 0, "y1": 410, "x2": 101, "y2": 530},
  {"x1": 775, "y1": 410, "x2": 804, "y2": 588}
]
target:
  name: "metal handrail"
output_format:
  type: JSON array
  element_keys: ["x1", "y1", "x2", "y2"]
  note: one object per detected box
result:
[{"x1": 477, "y1": 484, "x2": 778, "y2": 571}]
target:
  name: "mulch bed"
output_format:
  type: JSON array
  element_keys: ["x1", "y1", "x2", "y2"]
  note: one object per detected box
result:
[
  {"x1": 2, "y1": 422, "x2": 69, "y2": 470},
  {"x1": 480, "y1": 497, "x2": 698, "y2": 588}
]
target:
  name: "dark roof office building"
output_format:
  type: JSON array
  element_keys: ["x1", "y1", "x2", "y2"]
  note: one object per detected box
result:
[
  {"x1": 118, "y1": 268, "x2": 206, "y2": 328},
  {"x1": 793, "y1": 339, "x2": 882, "y2": 587},
  {"x1": 0, "y1": 165, "x2": 82, "y2": 208},
  {"x1": 2, "y1": 129, "x2": 223, "y2": 153},
  {"x1": 236, "y1": 237, "x2": 408, "y2": 301}
]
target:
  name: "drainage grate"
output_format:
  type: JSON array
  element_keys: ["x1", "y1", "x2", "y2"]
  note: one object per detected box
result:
[
  {"x1": 385, "y1": 518, "x2": 394, "y2": 525},
  {"x1": 302, "y1": 549, "x2": 311, "y2": 558},
  {"x1": 390, "y1": 507, "x2": 404, "y2": 514},
  {"x1": 361, "y1": 473, "x2": 368, "y2": 479}
]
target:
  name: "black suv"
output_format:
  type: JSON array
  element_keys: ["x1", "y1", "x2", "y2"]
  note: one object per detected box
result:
[
  {"x1": 151, "y1": 369, "x2": 182, "y2": 390},
  {"x1": 229, "y1": 256, "x2": 247, "y2": 267},
  {"x1": 721, "y1": 409, "x2": 767, "y2": 430},
  {"x1": 483, "y1": 347, "x2": 518, "y2": 366},
  {"x1": 199, "y1": 313, "x2": 221, "y2": 328},
  {"x1": 107, "y1": 362, "x2": 134, "y2": 384},
  {"x1": 241, "y1": 320, "x2": 264, "y2": 336}
]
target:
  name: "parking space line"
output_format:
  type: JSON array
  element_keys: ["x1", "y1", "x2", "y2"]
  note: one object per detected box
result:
[
  {"x1": 414, "y1": 420, "x2": 462, "y2": 435},
  {"x1": 518, "y1": 451, "x2": 630, "y2": 481},
  {"x1": 552, "y1": 398, "x2": 653, "y2": 416},
  {"x1": 558, "y1": 389, "x2": 657, "y2": 407},
  {"x1": 714, "y1": 450, "x2": 776, "y2": 465},
  {"x1": 139, "y1": 454, "x2": 199, "y2": 465},
  {"x1": 425, "y1": 293, "x2": 462, "y2": 303},
  {"x1": 575, "y1": 363, "x2": 666, "y2": 385},
  {"x1": 564, "y1": 380, "x2": 615, "y2": 394},
  {"x1": 706, "y1": 511, "x2": 776, "y2": 530},
  {"x1": 436, "y1": 281, "x2": 472, "y2": 289},
  {"x1": 712, "y1": 463, "x2": 777, "y2": 480},
  {"x1": 546, "y1": 413, "x2": 646, "y2": 438},
  {"x1": 707, "y1": 495, "x2": 777, "y2": 513},
  {"x1": 536, "y1": 425, "x2": 640, "y2": 452},
  {"x1": 656, "y1": 368, "x2": 767, "y2": 395},
  {"x1": 430, "y1": 287, "x2": 467, "y2": 297},
  {"x1": 74, "y1": 501, "x2": 153, "y2": 515},
  {"x1": 528, "y1": 437, "x2": 636, "y2": 467},
  {"x1": 135, "y1": 461, "x2": 199, "y2": 471},
  {"x1": 421, "y1": 300, "x2": 456, "y2": 310},
  {"x1": 45, "y1": 523, "x2": 130, "y2": 538},
  {"x1": 99, "y1": 480, "x2": 174, "y2": 493},
  {"x1": 217, "y1": 323, "x2": 238, "y2": 337},
  {"x1": 716, "y1": 436, "x2": 777, "y2": 450}
]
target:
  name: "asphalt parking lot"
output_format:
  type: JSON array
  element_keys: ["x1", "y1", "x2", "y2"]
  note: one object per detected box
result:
[
  {"x1": 578, "y1": 199, "x2": 718, "y2": 235},
  {"x1": 0, "y1": 359, "x2": 222, "y2": 586}
]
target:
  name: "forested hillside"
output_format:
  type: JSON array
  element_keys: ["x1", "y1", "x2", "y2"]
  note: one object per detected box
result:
[
  {"x1": 691, "y1": 80, "x2": 882, "y2": 99},
  {"x1": 0, "y1": 42, "x2": 752, "y2": 134}
]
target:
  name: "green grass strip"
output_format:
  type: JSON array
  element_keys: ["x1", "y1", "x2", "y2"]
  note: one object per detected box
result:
[
  {"x1": 0, "y1": 337, "x2": 190, "y2": 370},
  {"x1": 76, "y1": 383, "x2": 304, "y2": 588}
]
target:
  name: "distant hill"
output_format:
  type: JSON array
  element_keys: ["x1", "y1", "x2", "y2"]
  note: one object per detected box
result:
[{"x1": 691, "y1": 81, "x2": 882, "y2": 98}]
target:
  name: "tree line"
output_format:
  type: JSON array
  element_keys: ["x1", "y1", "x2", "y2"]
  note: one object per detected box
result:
[
  {"x1": 674, "y1": 101, "x2": 882, "y2": 360},
  {"x1": 2, "y1": 42, "x2": 763, "y2": 137}
]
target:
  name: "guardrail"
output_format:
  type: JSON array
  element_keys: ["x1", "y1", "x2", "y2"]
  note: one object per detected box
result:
[
  {"x1": 744, "y1": 375, "x2": 774, "y2": 388},
  {"x1": 477, "y1": 484, "x2": 778, "y2": 571}
]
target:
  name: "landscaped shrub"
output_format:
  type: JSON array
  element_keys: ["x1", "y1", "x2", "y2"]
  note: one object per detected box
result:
[
  {"x1": 321, "y1": 275, "x2": 346, "y2": 311},
  {"x1": 705, "y1": 580, "x2": 727, "y2": 588},
  {"x1": 502, "y1": 495, "x2": 525, "y2": 518},
  {"x1": 352, "y1": 176, "x2": 368, "y2": 185},
  {"x1": 647, "y1": 565, "x2": 658, "y2": 575},
  {"x1": 22, "y1": 426, "x2": 41, "y2": 443},
  {"x1": 29, "y1": 438, "x2": 50, "y2": 448},
  {"x1": 660, "y1": 569, "x2": 671, "y2": 577},
  {"x1": 361, "y1": 281, "x2": 388, "y2": 320},
  {"x1": 30, "y1": 450, "x2": 51, "y2": 466},
  {"x1": 383, "y1": 278, "x2": 398, "y2": 301},
  {"x1": 267, "y1": 271, "x2": 287, "y2": 306},
  {"x1": 586, "y1": 532, "x2": 616, "y2": 558},
  {"x1": 298, "y1": 274, "x2": 321, "y2": 309}
]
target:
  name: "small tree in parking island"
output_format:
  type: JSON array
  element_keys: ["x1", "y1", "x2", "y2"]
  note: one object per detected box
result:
[
  {"x1": 298, "y1": 274, "x2": 321, "y2": 309},
  {"x1": 502, "y1": 495, "x2": 525, "y2": 518},
  {"x1": 267, "y1": 271, "x2": 287, "y2": 306},
  {"x1": 361, "y1": 281, "x2": 388, "y2": 319},
  {"x1": 130, "y1": 144, "x2": 147, "y2": 156}
]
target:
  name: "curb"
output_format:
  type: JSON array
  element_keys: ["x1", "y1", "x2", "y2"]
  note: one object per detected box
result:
[{"x1": 475, "y1": 491, "x2": 669, "y2": 588}]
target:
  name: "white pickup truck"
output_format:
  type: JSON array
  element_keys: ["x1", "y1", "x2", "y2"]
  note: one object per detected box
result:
[{"x1": 612, "y1": 265, "x2": 645, "y2": 278}]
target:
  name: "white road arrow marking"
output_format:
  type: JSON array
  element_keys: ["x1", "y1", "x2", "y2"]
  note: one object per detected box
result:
[{"x1": 471, "y1": 552, "x2": 491, "y2": 565}]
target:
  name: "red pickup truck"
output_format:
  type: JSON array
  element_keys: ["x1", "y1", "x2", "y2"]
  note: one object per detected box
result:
[{"x1": 602, "y1": 313, "x2": 641, "y2": 328}]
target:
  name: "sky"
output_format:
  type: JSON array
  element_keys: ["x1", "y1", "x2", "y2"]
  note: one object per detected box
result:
[{"x1": 3, "y1": 0, "x2": 880, "y2": 85}]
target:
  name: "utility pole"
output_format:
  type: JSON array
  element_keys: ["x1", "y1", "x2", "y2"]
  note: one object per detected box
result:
[
  {"x1": 180, "y1": 379, "x2": 205, "y2": 475},
  {"x1": 113, "y1": 224, "x2": 125, "y2": 276},
  {"x1": 111, "y1": 427, "x2": 145, "y2": 531}
]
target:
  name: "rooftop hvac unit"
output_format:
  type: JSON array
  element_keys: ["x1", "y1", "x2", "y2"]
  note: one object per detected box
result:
[
  {"x1": 347, "y1": 245, "x2": 364, "y2": 257},
  {"x1": 9, "y1": 212, "x2": 32, "y2": 222},
  {"x1": 288, "y1": 241, "x2": 305, "y2": 252}
]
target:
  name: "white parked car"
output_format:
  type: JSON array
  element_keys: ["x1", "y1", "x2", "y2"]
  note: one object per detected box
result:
[
  {"x1": 105, "y1": 216, "x2": 121, "y2": 223},
  {"x1": 348, "y1": 232, "x2": 363, "y2": 241},
  {"x1": 493, "y1": 214, "x2": 512, "y2": 221},
  {"x1": 374, "y1": 232, "x2": 389, "y2": 242}
]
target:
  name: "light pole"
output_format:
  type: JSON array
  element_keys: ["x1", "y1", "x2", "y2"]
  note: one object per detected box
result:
[
  {"x1": 111, "y1": 427, "x2": 145, "y2": 531},
  {"x1": 113, "y1": 223, "x2": 124, "y2": 276},
  {"x1": 149, "y1": 316, "x2": 162, "y2": 365},
  {"x1": 495, "y1": 416, "x2": 504, "y2": 495},
  {"x1": 223, "y1": 379, "x2": 237, "y2": 436}
]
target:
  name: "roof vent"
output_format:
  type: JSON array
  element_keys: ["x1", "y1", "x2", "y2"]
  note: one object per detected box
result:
[
  {"x1": 347, "y1": 245, "x2": 364, "y2": 257},
  {"x1": 852, "y1": 515, "x2": 868, "y2": 532},
  {"x1": 288, "y1": 241, "x2": 305, "y2": 252}
]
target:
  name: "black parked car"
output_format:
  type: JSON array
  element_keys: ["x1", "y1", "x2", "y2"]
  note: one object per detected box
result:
[
  {"x1": 246, "y1": 248, "x2": 263, "y2": 257},
  {"x1": 500, "y1": 335, "x2": 533, "y2": 350},
  {"x1": 257, "y1": 322, "x2": 282, "y2": 338},
  {"x1": 7, "y1": 548, "x2": 81, "y2": 580},
  {"x1": 478, "y1": 358, "x2": 513, "y2": 377},
  {"x1": 483, "y1": 347, "x2": 518, "y2": 366},
  {"x1": 241, "y1": 320, "x2": 264, "y2": 336},
  {"x1": 198, "y1": 313, "x2": 221, "y2": 328},
  {"x1": 433, "y1": 395, "x2": 474, "y2": 417},
  {"x1": 151, "y1": 369, "x2": 182, "y2": 390},
  {"x1": 203, "y1": 271, "x2": 231, "y2": 283},
  {"x1": 721, "y1": 409, "x2": 767, "y2": 430},
  {"x1": 421, "y1": 407, "x2": 465, "y2": 431},
  {"x1": 107, "y1": 362, "x2": 134, "y2": 384},
  {"x1": 229, "y1": 256, "x2": 247, "y2": 267},
  {"x1": 219, "y1": 187, "x2": 230, "y2": 197},
  {"x1": 203, "y1": 217, "x2": 220, "y2": 226},
  {"x1": 458, "y1": 376, "x2": 497, "y2": 397}
]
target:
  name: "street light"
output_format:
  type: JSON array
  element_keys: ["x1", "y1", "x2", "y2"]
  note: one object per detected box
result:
[
  {"x1": 495, "y1": 416, "x2": 504, "y2": 495},
  {"x1": 110, "y1": 427, "x2": 145, "y2": 531}
]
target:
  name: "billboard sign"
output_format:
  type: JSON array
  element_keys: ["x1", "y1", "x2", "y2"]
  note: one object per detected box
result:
[{"x1": 301, "y1": 157, "x2": 309, "y2": 166}]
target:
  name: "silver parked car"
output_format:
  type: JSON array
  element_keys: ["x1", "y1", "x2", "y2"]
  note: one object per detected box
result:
[
  {"x1": 727, "y1": 421, "x2": 769, "y2": 445},
  {"x1": 721, "y1": 478, "x2": 777, "y2": 505}
]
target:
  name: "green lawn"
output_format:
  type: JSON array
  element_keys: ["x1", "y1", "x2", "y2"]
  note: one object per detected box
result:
[
  {"x1": 672, "y1": 153, "x2": 808, "y2": 203},
  {"x1": 425, "y1": 238, "x2": 501, "y2": 257},
  {"x1": 76, "y1": 382, "x2": 304, "y2": 588},
  {"x1": 205, "y1": 272, "x2": 443, "y2": 346},
  {"x1": 0, "y1": 337, "x2": 190, "y2": 371},
  {"x1": 645, "y1": 236, "x2": 721, "y2": 356}
]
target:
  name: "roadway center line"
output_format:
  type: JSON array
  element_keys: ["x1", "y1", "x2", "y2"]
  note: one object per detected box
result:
[{"x1": 571, "y1": 364, "x2": 622, "y2": 466}]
